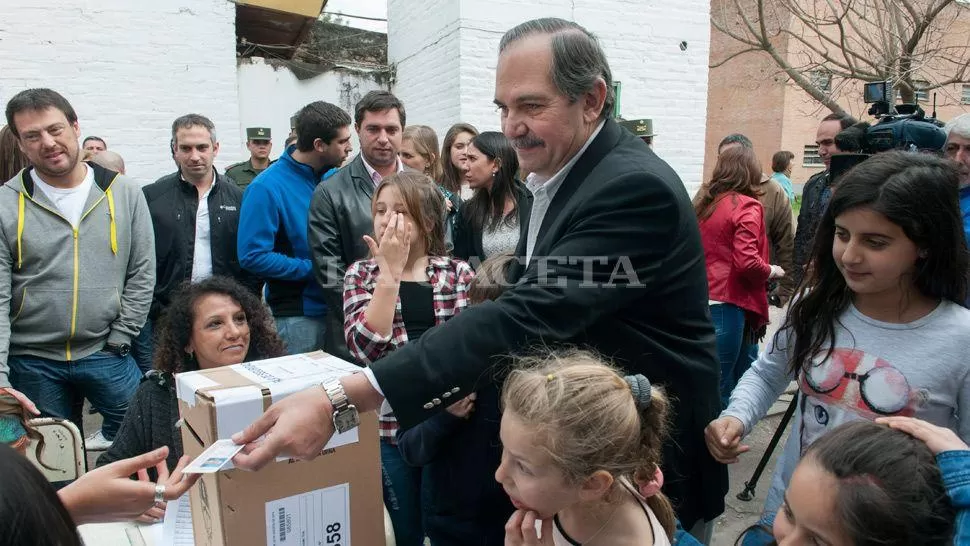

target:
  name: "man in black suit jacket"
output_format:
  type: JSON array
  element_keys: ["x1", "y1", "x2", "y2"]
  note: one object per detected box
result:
[{"x1": 236, "y1": 17, "x2": 726, "y2": 534}]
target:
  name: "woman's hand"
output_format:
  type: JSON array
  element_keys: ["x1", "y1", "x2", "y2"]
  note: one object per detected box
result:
[
  {"x1": 363, "y1": 213, "x2": 412, "y2": 282},
  {"x1": 0, "y1": 387, "x2": 39, "y2": 415},
  {"x1": 134, "y1": 461, "x2": 170, "y2": 523},
  {"x1": 505, "y1": 510, "x2": 553, "y2": 546},
  {"x1": 877, "y1": 416, "x2": 970, "y2": 454},
  {"x1": 704, "y1": 416, "x2": 749, "y2": 464},
  {"x1": 769, "y1": 265, "x2": 786, "y2": 279},
  {"x1": 59, "y1": 446, "x2": 200, "y2": 525}
]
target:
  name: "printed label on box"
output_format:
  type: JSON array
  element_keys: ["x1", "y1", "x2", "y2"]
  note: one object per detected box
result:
[
  {"x1": 266, "y1": 483, "x2": 350, "y2": 546},
  {"x1": 233, "y1": 353, "x2": 360, "y2": 388}
]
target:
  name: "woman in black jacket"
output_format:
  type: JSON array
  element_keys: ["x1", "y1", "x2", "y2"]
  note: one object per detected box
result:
[{"x1": 453, "y1": 132, "x2": 532, "y2": 268}]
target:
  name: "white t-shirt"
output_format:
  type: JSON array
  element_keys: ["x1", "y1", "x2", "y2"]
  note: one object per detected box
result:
[
  {"x1": 191, "y1": 181, "x2": 215, "y2": 282},
  {"x1": 30, "y1": 165, "x2": 94, "y2": 228}
]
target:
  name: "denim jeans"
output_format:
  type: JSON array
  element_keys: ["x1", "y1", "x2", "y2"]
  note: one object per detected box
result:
[
  {"x1": 274, "y1": 315, "x2": 327, "y2": 354},
  {"x1": 733, "y1": 340, "x2": 759, "y2": 388},
  {"x1": 710, "y1": 303, "x2": 748, "y2": 408},
  {"x1": 131, "y1": 319, "x2": 154, "y2": 374},
  {"x1": 381, "y1": 439, "x2": 424, "y2": 546},
  {"x1": 8, "y1": 350, "x2": 141, "y2": 440}
]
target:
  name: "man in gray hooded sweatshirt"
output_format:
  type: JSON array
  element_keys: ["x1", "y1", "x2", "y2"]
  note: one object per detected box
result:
[{"x1": 0, "y1": 88, "x2": 155, "y2": 449}]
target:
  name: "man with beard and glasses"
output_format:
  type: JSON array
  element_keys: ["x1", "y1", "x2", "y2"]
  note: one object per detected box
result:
[
  {"x1": 0, "y1": 88, "x2": 154, "y2": 452},
  {"x1": 237, "y1": 19, "x2": 725, "y2": 542}
]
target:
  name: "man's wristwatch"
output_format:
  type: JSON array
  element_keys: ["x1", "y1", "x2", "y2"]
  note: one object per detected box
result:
[
  {"x1": 105, "y1": 342, "x2": 131, "y2": 357},
  {"x1": 322, "y1": 379, "x2": 359, "y2": 434}
]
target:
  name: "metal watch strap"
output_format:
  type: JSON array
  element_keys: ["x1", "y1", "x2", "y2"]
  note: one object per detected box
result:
[{"x1": 323, "y1": 379, "x2": 350, "y2": 414}]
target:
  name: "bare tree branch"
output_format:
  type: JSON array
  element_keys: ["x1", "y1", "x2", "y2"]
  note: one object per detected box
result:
[
  {"x1": 709, "y1": 47, "x2": 764, "y2": 68},
  {"x1": 711, "y1": 0, "x2": 970, "y2": 113}
]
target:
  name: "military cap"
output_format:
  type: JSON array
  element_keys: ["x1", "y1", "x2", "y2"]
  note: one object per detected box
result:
[
  {"x1": 246, "y1": 127, "x2": 271, "y2": 140},
  {"x1": 619, "y1": 118, "x2": 656, "y2": 138}
]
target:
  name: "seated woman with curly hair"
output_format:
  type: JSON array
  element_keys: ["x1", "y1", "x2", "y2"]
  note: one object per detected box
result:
[{"x1": 97, "y1": 276, "x2": 286, "y2": 474}]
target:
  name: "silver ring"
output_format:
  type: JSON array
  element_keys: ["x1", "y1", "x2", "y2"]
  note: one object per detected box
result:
[{"x1": 153, "y1": 484, "x2": 166, "y2": 504}]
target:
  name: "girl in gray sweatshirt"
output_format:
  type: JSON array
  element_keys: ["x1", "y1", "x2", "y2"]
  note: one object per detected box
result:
[{"x1": 707, "y1": 152, "x2": 970, "y2": 540}]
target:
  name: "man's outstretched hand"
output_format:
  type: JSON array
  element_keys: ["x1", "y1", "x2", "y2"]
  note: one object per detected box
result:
[{"x1": 232, "y1": 386, "x2": 335, "y2": 470}]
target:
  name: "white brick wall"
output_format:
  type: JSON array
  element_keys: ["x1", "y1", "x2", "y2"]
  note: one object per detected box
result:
[
  {"x1": 236, "y1": 58, "x2": 388, "y2": 160},
  {"x1": 386, "y1": 0, "x2": 462, "y2": 138},
  {"x1": 0, "y1": 0, "x2": 243, "y2": 184},
  {"x1": 388, "y1": 0, "x2": 711, "y2": 193}
]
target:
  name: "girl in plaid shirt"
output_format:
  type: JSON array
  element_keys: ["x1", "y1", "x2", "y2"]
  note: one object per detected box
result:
[{"x1": 342, "y1": 171, "x2": 475, "y2": 546}]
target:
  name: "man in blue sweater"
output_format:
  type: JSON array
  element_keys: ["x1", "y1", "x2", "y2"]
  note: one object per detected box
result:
[{"x1": 237, "y1": 102, "x2": 353, "y2": 353}]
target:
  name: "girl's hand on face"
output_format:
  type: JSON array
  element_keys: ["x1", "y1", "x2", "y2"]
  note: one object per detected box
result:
[
  {"x1": 362, "y1": 213, "x2": 412, "y2": 281},
  {"x1": 505, "y1": 510, "x2": 553, "y2": 546},
  {"x1": 877, "y1": 416, "x2": 970, "y2": 454},
  {"x1": 704, "y1": 416, "x2": 749, "y2": 464}
]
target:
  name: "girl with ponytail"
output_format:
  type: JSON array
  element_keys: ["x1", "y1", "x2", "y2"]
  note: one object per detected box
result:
[{"x1": 496, "y1": 350, "x2": 674, "y2": 545}]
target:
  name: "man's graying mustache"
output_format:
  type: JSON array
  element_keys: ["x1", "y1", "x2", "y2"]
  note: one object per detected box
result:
[{"x1": 513, "y1": 135, "x2": 544, "y2": 149}]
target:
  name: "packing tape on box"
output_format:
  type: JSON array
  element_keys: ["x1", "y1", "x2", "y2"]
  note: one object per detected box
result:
[
  {"x1": 210, "y1": 385, "x2": 266, "y2": 441},
  {"x1": 176, "y1": 372, "x2": 220, "y2": 407}
]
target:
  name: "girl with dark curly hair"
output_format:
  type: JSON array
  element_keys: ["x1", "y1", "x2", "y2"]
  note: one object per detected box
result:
[{"x1": 95, "y1": 276, "x2": 285, "y2": 521}]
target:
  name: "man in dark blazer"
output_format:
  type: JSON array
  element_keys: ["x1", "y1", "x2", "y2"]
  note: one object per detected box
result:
[
  {"x1": 236, "y1": 17, "x2": 726, "y2": 535},
  {"x1": 307, "y1": 91, "x2": 406, "y2": 361}
]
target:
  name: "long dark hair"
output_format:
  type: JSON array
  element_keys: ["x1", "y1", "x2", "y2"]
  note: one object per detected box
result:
[
  {"x1": 693, "y1": 146, "x2": 762, "y2": 221},
  {"x1": 784, "y1": 151, "x2": 968, "y2": 376},
  {"x1": 0, "y1": 442, "x2": 82, "y2": 546},
  {"x1": 805, "y1": 421, "x2": 954, "y2": 545},
  {"x1": 464, "y1": 131, "x2": 520, "y2": 231},
  {"x1": 439, "y1": 123, "x2": 478, "y2": 194},
  {"x1": 154, "y1": 276, "x2": 287, "y2": 373}
]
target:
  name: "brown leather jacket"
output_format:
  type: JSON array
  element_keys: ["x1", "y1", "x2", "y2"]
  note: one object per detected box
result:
[{"x1": 757, "y1": 174, "x2": 795, "y2": 305}]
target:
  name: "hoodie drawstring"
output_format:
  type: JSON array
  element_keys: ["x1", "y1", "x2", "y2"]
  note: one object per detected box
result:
[
  {"x1": 16, "y1": 192, "x2": 24, "y2": 269},
  {"x1": 106, "y1": 188, "x2": 117, "y2": 255}
]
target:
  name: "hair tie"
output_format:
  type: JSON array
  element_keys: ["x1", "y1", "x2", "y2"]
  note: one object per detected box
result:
[
  {"x1": 624, "y1": 374, "x2": 652, "y2": 410},
  {"x1": 637, "y1": 467, "x2": 664, "y2": 499}
]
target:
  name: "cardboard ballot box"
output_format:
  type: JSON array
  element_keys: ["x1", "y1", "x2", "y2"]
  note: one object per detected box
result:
[{"x1": 176, "y1": 352, "x2": 384, "y2": 546}]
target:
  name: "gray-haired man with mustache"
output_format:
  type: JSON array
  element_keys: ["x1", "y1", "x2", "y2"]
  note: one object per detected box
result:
[{"x1": 239, "y1": 18, "x2": 724, "y2": 541}]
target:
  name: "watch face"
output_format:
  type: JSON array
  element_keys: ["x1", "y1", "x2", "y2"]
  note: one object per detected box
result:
[{"x1": 333, "y1": 409, "x2": 359, "y2": 433}]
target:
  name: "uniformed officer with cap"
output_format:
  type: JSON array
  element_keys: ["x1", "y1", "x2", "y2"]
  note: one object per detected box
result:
[
  {"x1": 225, "y1": 127, "x2": 274, "y2": 190},
  {"x1": 619, "y1": 118, "x2": 657, "y2": 148}
]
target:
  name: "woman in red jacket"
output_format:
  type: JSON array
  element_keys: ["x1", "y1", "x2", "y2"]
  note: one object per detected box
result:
[{"x1": 695, "y1": 146, "x2": 784, "y2": 408}]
